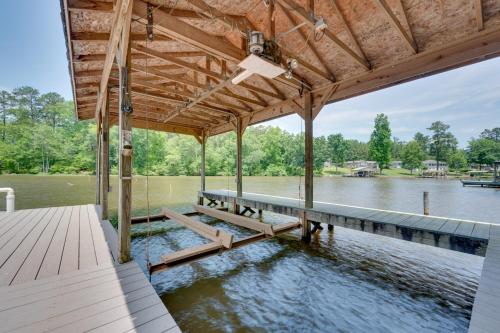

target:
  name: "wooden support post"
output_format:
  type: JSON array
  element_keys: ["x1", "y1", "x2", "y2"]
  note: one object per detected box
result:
[
  {"x1": 423, "y1": 191, "x2": 429, "y2": 216},
  {"x1": 101, "y1": 88, "x2": 110, "y2": 220},
  {"x1": 303, "y1": 91, "x2": 313, "y2": 243},
  {"x1": 95, "y1": 113, "x2": 102, "y2": 205},
  {"x1": 300, "y1": 210, "x2": 311, "y2": 243},
  {"x1": 304, "y1": 91, "x2": 313, "y2": 209},
  {"x1": 118, "y1": 29, "x2": 133, "y2": 264},
  {"x1": 235, "y1": 117, "x2": 243, "y2": 214},
  {"x1": 198, "y1": 131, "x2": 206, "y2": 205}
]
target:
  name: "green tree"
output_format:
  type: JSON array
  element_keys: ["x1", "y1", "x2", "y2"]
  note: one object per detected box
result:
[
  {"x1": 448, "y1": 150, "x2": 468, "y2": 171},
  {"x1": 391, "y1": 137, "x2": 405, "y2": 160},
  {"x1": 0, "y1": 90, "x2": 12, "y2": 141},
  {"x1": 345, "y1": 139, "x2": 369, "y2": 161},
  {"x1": 401, "y1": 141, "x2": 425, "y2": 173},
  {"x1": 413, "y1": 132, "x2": 430, "y2": 154},
  {"x1": 427, "y1": 121, "x2": 457, "y2": 170},
  {"x1": 467, "y1": 138, "x2": 500, "y2": 169},
  {"x1": 369, "y1": 113, "x2": 392, "y2": 173},
  {"x1": 327, "y1": 133, "x2": 348, "y2": 171},
  {"x1": 480, "y1": 128, "x2": 500, "y2": 142}
]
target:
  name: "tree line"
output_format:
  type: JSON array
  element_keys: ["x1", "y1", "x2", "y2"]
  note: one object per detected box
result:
[
  {"x1": 363, "y1": 114, "x2": 500, "y2": 173},
  {"x1": 1, "y1": 86, "x2": 499, "y2": 176}
]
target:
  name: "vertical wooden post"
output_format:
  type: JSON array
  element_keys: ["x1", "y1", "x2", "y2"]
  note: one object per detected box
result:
[
  {"x1": 118, "y1": 36, "x2": 133, "y2": 264},
  {"x1": 302, "y1": 91, "x2": 313, "y2": 242},
  {"x1": 235, "y1": 117, "x2": 243, "y2": 214},
  {"x1": 101, "y1": 88, "x2": 110, "y2": 220},
  {"x1": 198, "y1": 131, "x2": 206, "y2": 205},
  {"x1": 95, "y1": 111, "x2": 101, "y2": 205},
  {"x1": 423, "y1": 191, "x2": 429, "y2": 215}
]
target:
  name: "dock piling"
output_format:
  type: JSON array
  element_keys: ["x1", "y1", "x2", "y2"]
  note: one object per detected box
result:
[{"x1": 423, "y1": 191, "x2": 429, "y2": 216}]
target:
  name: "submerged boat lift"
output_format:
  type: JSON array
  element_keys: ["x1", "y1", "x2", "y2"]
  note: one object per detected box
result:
[{"x1": 147, "y1": 205, "x2": 301, "y2": 275}]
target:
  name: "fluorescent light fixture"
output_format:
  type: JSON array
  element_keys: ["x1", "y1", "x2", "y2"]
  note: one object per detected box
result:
[
  {"x1": 231, "y1": 54, "x2": 285, "y2": 85},
  {"x1": 231, "y1": 69, "x2": 253, "y2": 85}
]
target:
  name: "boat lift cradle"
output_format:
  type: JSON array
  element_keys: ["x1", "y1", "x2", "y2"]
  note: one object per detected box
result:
[{"x1": 147, "y1": 205, "x2": 301, "y2": 275}]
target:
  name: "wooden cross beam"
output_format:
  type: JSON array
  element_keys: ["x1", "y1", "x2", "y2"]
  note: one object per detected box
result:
[
  {"x1": 376, "y1": 0, "x2": 417, "y2": 54},
  {"x1": 276, "y1": 0, "x2": 370, "y2": 70},
  {"x1": 94, "y1": 0, "x2": 133, "y2": 120}
]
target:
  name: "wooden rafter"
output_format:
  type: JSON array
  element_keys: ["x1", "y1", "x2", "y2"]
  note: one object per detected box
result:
[
  {"x1": 277, "y1": 2, "x2": 336, "y2": 81},
  {"x1": 276, "y1": 0, "x2": 370, "y2": 70},
  {"x1": 476, "y1": 0, "x2": 484, "y2": 31},
  {"x1": 94, "y1": 0, "x2": 133, "y2": 119},
  {"x1": 133, "y1": 1, "x2": 246, "y2": 63},
  {"x1": 67, "y1": 0, "x2": 243, "y2": 21},
  {"x1": 71, "y1": 32, "x2": 170, "y2": 42},
  {"x1": 376, "y1": 0, "x2": 417, "y2": 54},
  {"x1": 185, "y1": 0, "x2": 252, "y2": 34},
  {"x1": 328, "y1": 0, "x2": 367, "y2": 61},
  {"x1": 133, "y1": 0, "x2": 305, "y2": 90}
]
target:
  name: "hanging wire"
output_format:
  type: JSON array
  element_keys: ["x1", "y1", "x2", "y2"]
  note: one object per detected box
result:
[
  {"x1": 143, "y1": 28, "x2": 153, "y2": 280},
  {"x1": 298, "y1": 112, "x2": 304, "y2": 209}
]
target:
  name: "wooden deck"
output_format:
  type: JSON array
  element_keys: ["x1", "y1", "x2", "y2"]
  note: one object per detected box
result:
[
  {"x1": 469, "y1": 225, "x2": 500, "y2": 333},
  {"x1": 0, "y1": 205, "x2": 180, "y2": 333},
  {"x1": 202, "y1": 190, "x2": 492, "y2": 255}
]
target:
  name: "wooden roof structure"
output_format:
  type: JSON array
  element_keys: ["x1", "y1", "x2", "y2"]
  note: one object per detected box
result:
[{"x1": 61, "y1": 0, "x2": 500, "y2": 139}]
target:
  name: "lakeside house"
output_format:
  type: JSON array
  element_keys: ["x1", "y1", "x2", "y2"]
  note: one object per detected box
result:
[
  {"x1": 391, "y1": 160, "x2": 403, "y2": 169},
  {"x1": 423, "y1": 160, "x2": 448, "y2": 171}
]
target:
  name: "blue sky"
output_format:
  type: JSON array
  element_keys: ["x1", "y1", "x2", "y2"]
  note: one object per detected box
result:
[{"x1": 0, "y1": 1, "x2": 499, "y2": 147}]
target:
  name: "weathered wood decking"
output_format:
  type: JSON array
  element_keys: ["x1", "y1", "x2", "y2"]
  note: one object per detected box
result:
[
  {"x1": 203, "y1": 190, "x2": 492, "y2": 255},
  {"x1": 0, "y1": 205, "x2": 180, "y2": 333}
]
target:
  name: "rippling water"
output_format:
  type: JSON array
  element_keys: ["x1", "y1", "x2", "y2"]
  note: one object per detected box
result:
[
  {"x1": 131, "y1": 212, "x2": 483, "y2": 333},
  {"x1": 1, "y1": 175, "x2": 495, "y2": 332}
]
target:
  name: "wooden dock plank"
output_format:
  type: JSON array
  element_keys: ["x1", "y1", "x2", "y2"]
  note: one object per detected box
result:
[
  {"x1": 0, "y1": 207, "x2": 58, "y2": 286},
  {"x1": 0, "y1": 209, "x2": 39, "y2": 247},
  {"x1": 194, "y1": 204, "x2": 274, "y2": 235},
  {"x1": 471, "y1": 223, "x2": 491, "y2": 240},
  {"x1": 0, "y1": 205, "x2": 180, "y2": 333},
  {"x1": 469, "y1": 228, "x2": 500, "y2": 333},
  {"x1": 87, "y1": 205, "x2": 114, "y2": 265},
  {"x1": 36, "y1": 206, "x2": 73, "y2": 279},
  {"x1": 59, "y1": 206, "x2": 80, "y2": 274},
  {"x1": 79, "y1": 204, "x2": 97, "y2": 269},
  {"x1": 0, "y1": 210, "x2": 32, "y2": 237},
  {"x1": 0, "y1": 208, "x2": 49, "y2": 269},
  {"x1": 11, "y1": 207, "x2": 66, "y2": 285},
  {"x1": 101, "y1": 219, "x2": 119, "y2": 262},
  {"x1": 203, "y1": 190, "x2": 491, "y2": 256},
  {"x1": 163, "y1": 207, "x2": 233, "y2": 248},
  {"x1": 454, "y1": 221, "x2": 476, "y2": 237}
]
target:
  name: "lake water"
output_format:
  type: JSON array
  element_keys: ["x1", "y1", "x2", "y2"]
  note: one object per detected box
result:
[{"x1": 1, "y1": 175, "x2": 499, "y2": 332}]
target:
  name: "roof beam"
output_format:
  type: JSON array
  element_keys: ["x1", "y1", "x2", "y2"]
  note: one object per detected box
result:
[
  {"x1": 133, "y1": 0, "x2": 246, "y2": 62},
  {"x1": 476, "y1": 0, "x2": 484, "y2": 31},
  {"x1": 94, "y1": 0, "x2": 133, "y2": 119},
  {"x1": 276, "y1": 0, "x2": 370, "y2": 70},
  {"x1": 278, "y1": 2, "x2": 336, "y2": 81},
  {"x1": 71, "y1": 32, "x2": 170, "y2": 42},
  {"x1": 376, "y1": 0, "x2": 417, "y2": 54},
  {"x1": 185, "y1": 0, "x2": 252, "y2": 34},
  {"x1": 163, "y1": 71, "x2": 241, "y2": 122},
  {"x1": 328, "y1": 0, "x2": 367, "y2": 61},
  {"x1": 133, "y1": 0, "x2": 304, "y2": 90},
  {"x1": 68, "y1": 0, "x2": 233, "y2": 21}
]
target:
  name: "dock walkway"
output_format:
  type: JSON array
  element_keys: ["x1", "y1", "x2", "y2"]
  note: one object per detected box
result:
[
  {"x1": 0, "y1": 205, "x2": 180, "y2": 333},
  {"x1": 203, "y1": 190, "x2": 492, "y2": 255},
  {"x1": 469, "y1": 225, "x2": 500, "y2": 332}
]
